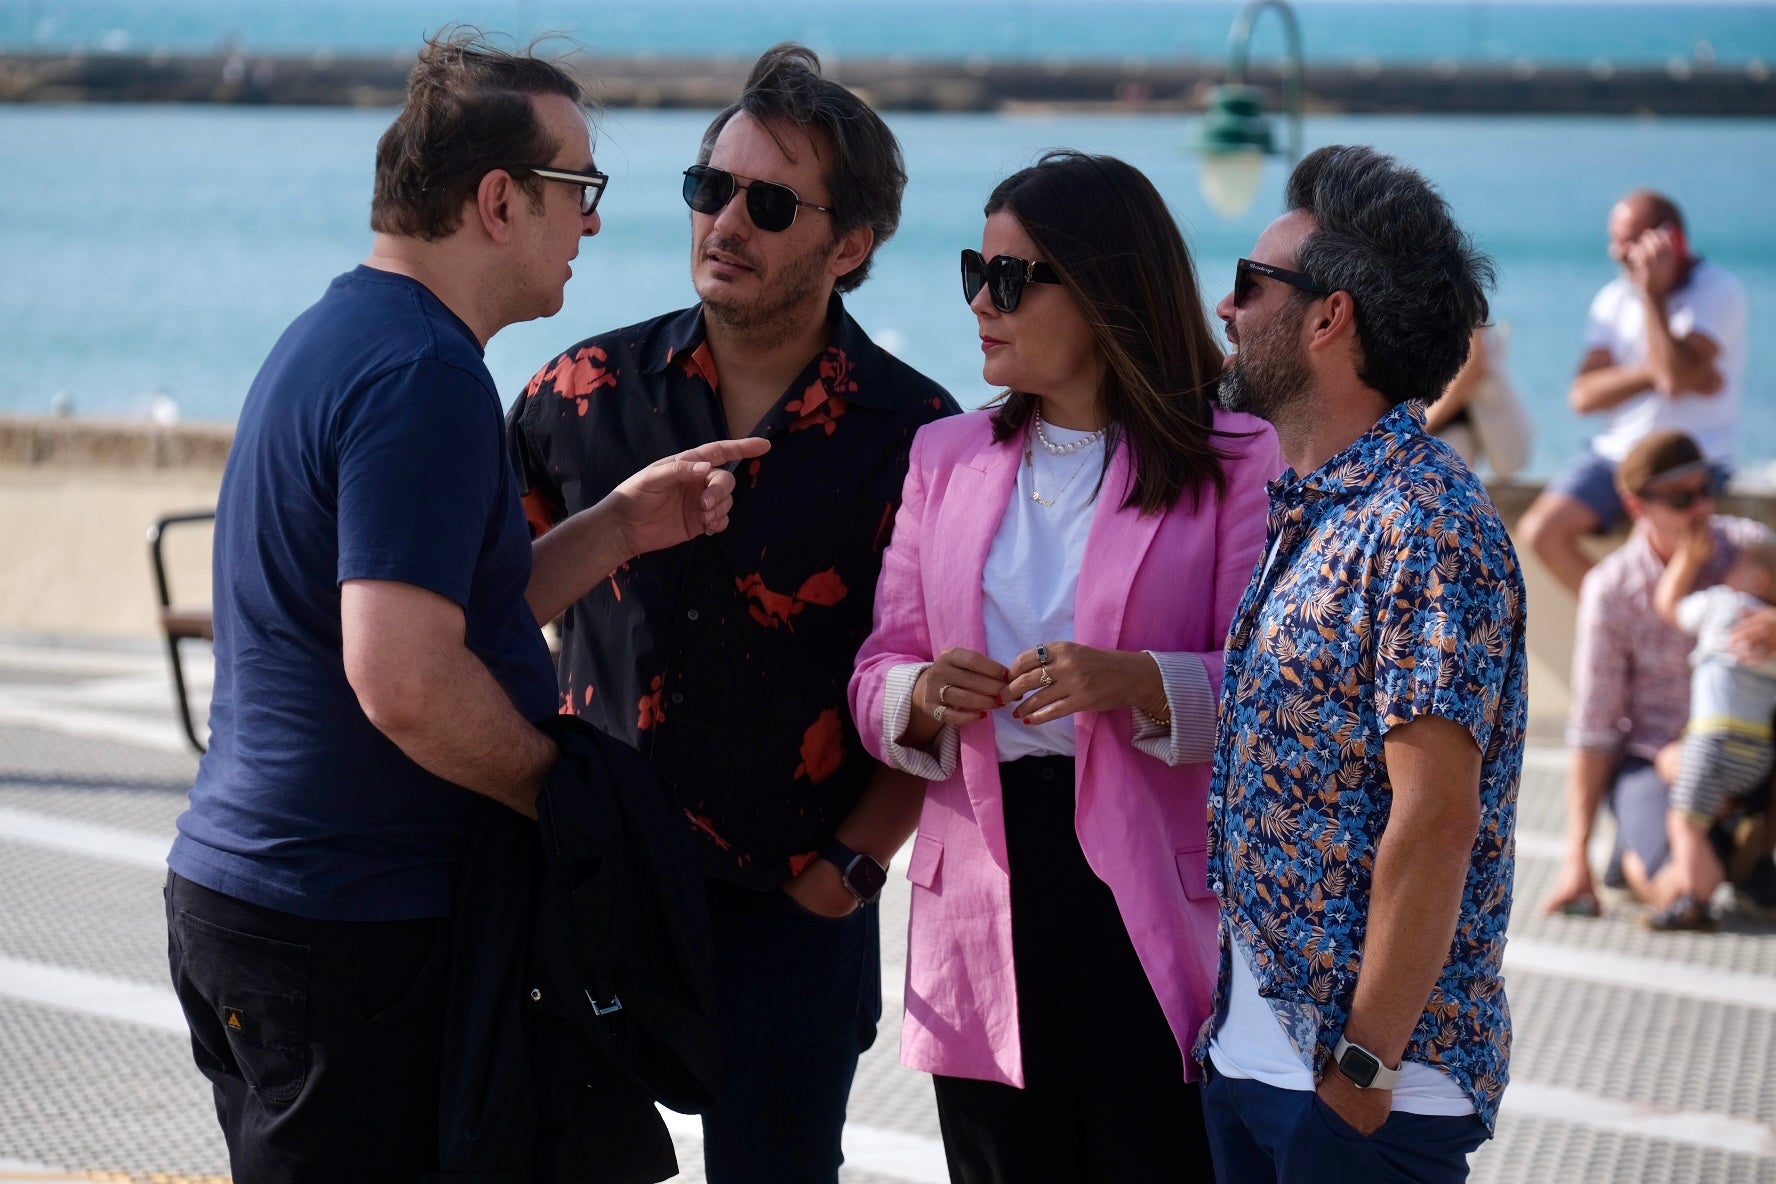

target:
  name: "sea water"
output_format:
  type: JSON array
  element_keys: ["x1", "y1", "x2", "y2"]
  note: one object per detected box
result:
[
  {"x1": 5, "y1": 0, "x2": 1775, "y2": 65},
  {"x1": 1, "y1": 103, "x2": 1772, "y2": 477}
]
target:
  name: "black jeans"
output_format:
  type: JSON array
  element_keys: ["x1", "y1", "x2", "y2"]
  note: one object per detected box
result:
[
  {"x1": 933, "y1": 756, "x2": 1212, "y2": 1183},
  {"x1": 699, "y1": 877, "x2": 881, "y2": 1184},
  {"x1": 164, "y1": 872, "x2": 451, "y2": 1183}
]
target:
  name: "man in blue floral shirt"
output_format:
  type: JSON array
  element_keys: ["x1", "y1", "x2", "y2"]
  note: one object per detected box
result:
[{"x1": 1196, "y1": 145, "x2": 1527, "y2": 1184}]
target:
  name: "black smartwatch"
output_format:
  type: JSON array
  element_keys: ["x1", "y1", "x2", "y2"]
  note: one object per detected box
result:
[
  {"x1": 819, "y1": 840, "x2": 887, "y2": 906},
  {"x1": 1332, "y1": 1035, "x2": 1401, "y2": 1090}
]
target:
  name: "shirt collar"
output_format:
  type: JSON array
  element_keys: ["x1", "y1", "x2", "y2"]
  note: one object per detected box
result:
[
  {"x1": 640, "y1": 294, "x2": 894, "y2": 412},
  {"x1": 1271, "y1": 401, "x2": 1427, "y2": 504}
]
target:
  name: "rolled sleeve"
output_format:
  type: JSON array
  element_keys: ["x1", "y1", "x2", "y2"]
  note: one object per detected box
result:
[
  {"x1": 1129, "y1": 650, "x2": 1216, "y2": 765},
  {"x1": 881, "y1": 662, "x2": 959, "y2": 781}
]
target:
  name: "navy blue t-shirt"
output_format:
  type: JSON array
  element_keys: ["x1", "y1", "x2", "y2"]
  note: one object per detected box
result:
[{"x1": 169, "y1": 266, "x2": 557, "y2": 921}]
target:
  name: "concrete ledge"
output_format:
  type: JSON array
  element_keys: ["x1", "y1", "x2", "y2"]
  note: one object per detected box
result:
[
  {"x1": 0, "y1": 414, "x2": 233, "y2": 471},
  {"x1": 3, "y1": 51, "x2": 1773, "y2": 115}
]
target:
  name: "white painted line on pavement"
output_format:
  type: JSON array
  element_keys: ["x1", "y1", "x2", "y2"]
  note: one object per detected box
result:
[
  {"x1": 0, "y1": 1157, "x2": 92, "y2": 1182},
  {"x1": 1504, "y1": 938, "x2": 1776, "y2": 1011},
  {"x1": 1503, "y1": 1081, "x2": 1776, "y2": 1157},
  {"x1": 656, "y1": 1105, "x2": 948, "y2": 1183},
  {"x1": 0, "y1": 806, "x2": 170, "y2": 871},
  {"x1": 0, "y1": 691, "x2": 191, "y2": 753},
  {"x1": 5, "y1": 955, "x2": 1773, "y2": 1168},
  {"x1": 0, "y1": 956, "x2": 187, "y2": 1036},
  {"x1": 1521, "y1": 747, "x2": 1571, "y2": 774}
]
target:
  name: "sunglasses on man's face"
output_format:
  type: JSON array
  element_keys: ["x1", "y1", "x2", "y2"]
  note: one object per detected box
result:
[
  {"x1": 1233, "y1": 257, "x2": 1330, "y2": 307},
  {"x1": 681, "y1": 164, "x2": 834, "y2": 233},
  {"x1": 961, "y1": 249, "x2": 1062, "y2": 313},
  {"x1": 511, "y1": 164, "x2": 608, "y2": 216},
  {"x1": 1640, "y1": 484, "x2": 1714, "y2": 510}
]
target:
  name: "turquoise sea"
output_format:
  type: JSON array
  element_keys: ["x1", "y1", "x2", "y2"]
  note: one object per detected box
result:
[
  {"x1": 5, "y1": 1, "x2": 1775, "y2": 64},
  {"x1": 2, "y1": 104, "x2": 1773, "y2": 477}
]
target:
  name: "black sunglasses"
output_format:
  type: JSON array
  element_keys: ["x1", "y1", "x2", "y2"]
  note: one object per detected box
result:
[
  {"x1": 682, "y1": 164, "x2": 834, "y2": 233},
  {"x1": 510, "y1": 164, "x2": 608, "y2": 216},
  {"x1": 1234, "y1": 257, "x2": 1330, "y2": 306},
  {"x1": 961, "y1": 249, "x2": 1062, "y2": 313},
  {"x1": 1640, "y1": 484, "x2": 1715, "y2": 510}
]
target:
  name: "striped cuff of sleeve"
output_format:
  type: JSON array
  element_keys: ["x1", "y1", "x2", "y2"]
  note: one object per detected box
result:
[
  {"x1": 883, "y1": 662, "x2": 961, "y2": 781},
  {"x1": 1129, "y1": 651, "x2": 1216, "y2": 766}
]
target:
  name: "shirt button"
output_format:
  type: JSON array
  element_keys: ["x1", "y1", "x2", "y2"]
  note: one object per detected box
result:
[
  {"x1": 1212, "y1": 880, "x2": 1225, "y2": 894},
  {"x1": 670, "y1": 692, "x2": 685, "y2": 705},
  {"x1": 1039, "y1": 766, "x2": 1056, "y2": 782},
  {"x1": 686, "y1": 609, "x2": 700, "y2": 622}
]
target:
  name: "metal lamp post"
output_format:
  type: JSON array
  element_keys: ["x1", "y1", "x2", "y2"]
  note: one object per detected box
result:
[{"x1": 1193, "y1": 0, "x2": 1306, "y2": 217}]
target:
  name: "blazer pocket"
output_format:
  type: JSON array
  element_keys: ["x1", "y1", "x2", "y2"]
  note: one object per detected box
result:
[
  {"x1": 1175, "y1": 847, "x2": 1214, "y2": 902},
  {"x1": 908, "y1": 833, "x2": 944, "y2": 891}
]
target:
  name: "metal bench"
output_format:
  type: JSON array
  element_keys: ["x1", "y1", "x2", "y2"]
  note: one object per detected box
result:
[{"x1": 147, "y1": 510, "x2": 216, "y2": 754}]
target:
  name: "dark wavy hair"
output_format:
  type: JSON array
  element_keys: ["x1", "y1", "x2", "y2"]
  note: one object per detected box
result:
[
  {"x1": 985, "y1": 150, "x2": 1233, "y2": 514},
  {"x1": 371, "y1": 28, "x2": 587, "y2": 241},
  {"x1": 699, "y1": 43, "x2": 905, "y2": 293},
  {"x1": 1284, "y1": 145, "x2": 1495, "y2": 407}
]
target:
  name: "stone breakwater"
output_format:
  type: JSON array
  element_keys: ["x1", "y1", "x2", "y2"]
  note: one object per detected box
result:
[{"x1": 1, "y1": 51, "x2": 1772, "y2": 115}]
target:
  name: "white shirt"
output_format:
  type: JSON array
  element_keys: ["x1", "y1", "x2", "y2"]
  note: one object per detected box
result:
[
  {"x1": 1208, "y1": 931, "x2": 1475, "y2": 1116},
  {"x1": 1585, "y1": 259, "x2": 1748, "y2": 465},
  {"x1": 980, "y1": 424, "x2": 1104, "y2": 760}
]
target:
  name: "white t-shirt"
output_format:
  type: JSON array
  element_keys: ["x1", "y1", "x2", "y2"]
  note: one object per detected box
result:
[
  {"x1": 1678, "y1": 586, "x2": 1776, "y2": 681},
  {"x1": 981, "y1": 424, "x2": 1105, "y2": 761},
  {"x1": 1207, "y1": 931, "x2": 1475, "y2": 1116},
  {"x1": 1585, "y1": 259, "x2": 1748, "y2": 465}
]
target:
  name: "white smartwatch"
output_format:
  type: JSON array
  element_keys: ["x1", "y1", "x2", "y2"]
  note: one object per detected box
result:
[{"x1": 1332, "y1": 1035, "x2": 1402, "y2": 1090}]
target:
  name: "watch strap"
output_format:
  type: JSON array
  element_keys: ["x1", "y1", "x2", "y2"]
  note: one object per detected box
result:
[
  {"x1": 1332, "y1": 1035, "x2": 1402, "y2": 1090},
  {"x1": 818, "y1": 840, "x2": 884, "y2": 904}
]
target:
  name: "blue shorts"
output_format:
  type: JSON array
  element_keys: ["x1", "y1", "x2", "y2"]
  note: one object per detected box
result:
[{"x1": 1549, "y1": 449, "x2": 1734, "y2": 533}]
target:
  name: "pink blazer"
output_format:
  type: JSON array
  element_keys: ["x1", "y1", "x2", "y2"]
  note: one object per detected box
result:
[{"x1": 850, "y1": 406, "x2": 1279, "y2": 1087}]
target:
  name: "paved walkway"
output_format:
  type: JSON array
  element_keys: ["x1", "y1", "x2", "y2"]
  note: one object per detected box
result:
[{"x1": 2, "y1": 636, "x2": 1774, "y2": 1183}]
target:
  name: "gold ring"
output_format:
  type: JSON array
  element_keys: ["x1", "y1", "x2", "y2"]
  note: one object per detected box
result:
[
  {"x1": 1039, "y1": 667, "x2": 1053, "y2": 687},
  {"x1": 933, "y1": 704, "x2": 948, "y2": 725},
  {"x1": 938, "y1": 683, "x2": 953, "y2": 707}
]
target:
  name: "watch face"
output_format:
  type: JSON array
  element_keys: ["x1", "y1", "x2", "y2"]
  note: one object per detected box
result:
[
  {"x1": 1338, "y1": 1047, "x2": 1379, "y2": 1089},
  {"x1": 845, "y1": 855, "x2": 888, "y2": 904}
]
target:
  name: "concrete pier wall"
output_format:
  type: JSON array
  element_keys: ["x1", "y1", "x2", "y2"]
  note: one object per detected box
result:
[{"x1": 3, "y1": 51, "x2": 1772, "y2": 115}]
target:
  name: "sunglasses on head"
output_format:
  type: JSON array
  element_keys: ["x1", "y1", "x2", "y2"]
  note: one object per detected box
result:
[
  {"x1": 681, "y1": 164, "x2": 833, "y2": 233},
  {"x1": 510, "y1": 164, "x2": 608, "y2": 216},
  {"x1": 961, "y1": 249, "x2": 1062, "y2": 313},
  {"x1": 1233, "y1": 257, "x2": 1330, "y2": 307}
]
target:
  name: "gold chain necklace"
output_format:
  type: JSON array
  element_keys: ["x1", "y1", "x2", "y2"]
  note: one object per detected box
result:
[{"x1": 1024, "y1": 425, "x2": 1103, "y2": 507}]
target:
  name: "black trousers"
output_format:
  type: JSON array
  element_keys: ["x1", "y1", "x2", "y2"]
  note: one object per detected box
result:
[
  {"x1": 700, "y1": 878, "x2": 881, "y2": 1184},
  {"x1": 164, "y1": 872, "x2": 451, "y2": 1183},
  {"x1": 933, "y1": 756, "x2": 1212, "y2": 1183}
]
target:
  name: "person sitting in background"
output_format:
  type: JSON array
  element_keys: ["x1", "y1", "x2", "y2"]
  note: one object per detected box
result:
[
  {"x1": 1643, "y1": 534, "x2": 1776, "y2": 930},
  {"x1": 1543, "y1": 430, "x2": 1775, "y2": 918},
  {"x1": 850, "y1": 150, "x2": 1279, "y2": 1182},
  {"x1": 1421, "y1": 324, "x2": 1531, "y2": 479},
  {"x1": 1519, "y1": 190, "x2": 1747, "y2": 597}
]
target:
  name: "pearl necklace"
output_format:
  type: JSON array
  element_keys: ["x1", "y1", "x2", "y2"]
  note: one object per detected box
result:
[
  {"x1": 1025, "y1": 409, "x2": 1106, "y2": 507},
  {"x1": 1033, "y1": 405, "x2": 1107, "y2": 455}
]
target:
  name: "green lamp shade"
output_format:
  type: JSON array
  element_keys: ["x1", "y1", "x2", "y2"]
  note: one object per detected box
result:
[{"x1": 1194, "y1": 84, "x2": 1277, "y2": 217}]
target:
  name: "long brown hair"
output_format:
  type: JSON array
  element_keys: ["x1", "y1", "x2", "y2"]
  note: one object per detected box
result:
[{"x1": 985, "y1": 150, "x2": 1234, "y2": 513}]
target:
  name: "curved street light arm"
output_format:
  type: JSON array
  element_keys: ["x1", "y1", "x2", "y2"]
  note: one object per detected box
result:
[{"x1": 1227, "y1": 0, "x2": 1306, "y2": 163}]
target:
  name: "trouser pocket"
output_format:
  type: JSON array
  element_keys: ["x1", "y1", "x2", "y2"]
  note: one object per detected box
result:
[{"x1": 170, "y1": 907, "x2": 311, "y2": 1106}]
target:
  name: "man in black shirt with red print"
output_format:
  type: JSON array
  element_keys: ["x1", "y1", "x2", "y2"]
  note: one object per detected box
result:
[{"x1": 508, "y1": 43, "x2": 957, "y2": 1184}]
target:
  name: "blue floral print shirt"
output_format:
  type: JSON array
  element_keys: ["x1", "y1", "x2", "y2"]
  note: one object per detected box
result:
[{"x1": 1196, "y1": 402, "x2": 1527, "y2": 1130}]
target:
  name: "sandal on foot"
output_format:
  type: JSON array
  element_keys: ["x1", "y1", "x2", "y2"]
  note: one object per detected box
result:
[{"x1": 1641, "y1": 896, "x2": 1717, "y2": 933}]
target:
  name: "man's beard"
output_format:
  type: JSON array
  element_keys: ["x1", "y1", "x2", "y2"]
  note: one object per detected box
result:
[
  {"x1": 1217, "y1": 312, "x2": 1313, "y2": 427},
  {"x1": 696, "y1": 232, "x2": 835, "y2": 350}
]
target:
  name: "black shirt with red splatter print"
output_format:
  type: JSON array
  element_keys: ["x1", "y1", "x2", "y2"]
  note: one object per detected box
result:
[{"x1": 508, "y1": 297, "x2": 958, "y2": 889}]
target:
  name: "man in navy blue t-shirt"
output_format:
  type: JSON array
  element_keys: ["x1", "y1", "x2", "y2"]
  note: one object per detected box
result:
[{"x1": 163, "y1": 32, "x2": 765, "y2": 1182}]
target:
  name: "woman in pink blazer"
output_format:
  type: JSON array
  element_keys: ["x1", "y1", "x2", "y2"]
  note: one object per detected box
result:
[{"x1": 849, "y1": 152, "x2": 1279, "y2": 1181}]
